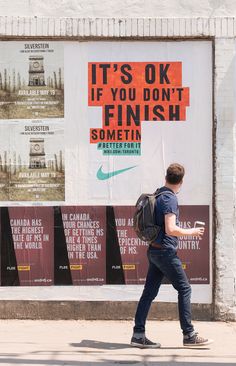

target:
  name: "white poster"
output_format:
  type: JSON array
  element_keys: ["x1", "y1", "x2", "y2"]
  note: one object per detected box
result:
[
  {"x1": 0, "y1": 41, "x2": 64, "y2": 204},
  {"x1": 64, "y1": 41, "x2": 212, "y2": 208},
  {"x1": 0, "y1": 41, "x2": 64, "y2": 120}
]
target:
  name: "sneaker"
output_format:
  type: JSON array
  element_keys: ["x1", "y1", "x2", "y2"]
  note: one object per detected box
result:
[
  {"x1": 183, "y1": 332, "x2": 213, "y2": 347},
  {"x1": 131, "y1": 336, "x2": 161, "y2": 349}
]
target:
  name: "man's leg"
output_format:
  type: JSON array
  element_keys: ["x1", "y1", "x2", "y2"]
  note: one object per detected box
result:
[
  {"x1": 165, "y1": 254, "x2": 194, "y2": 335},
  {"x1": 149, "y1": 250, "x2": 213, "y2": 346},
  {"x1": 133, "y1": 257, "x2": 164, "y2": 336},
  {"x1": 150, "y1": 250, "x2": 194, "y2": 335},
  {"x1": 131, "y1": 255, "x2": 164, "y2": 348}
]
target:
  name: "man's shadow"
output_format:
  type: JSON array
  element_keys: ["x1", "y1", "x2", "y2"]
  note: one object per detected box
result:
[
  {"x1": 71, "y1": 340, "x2": 129, "y2": 350},
  {"x1": 70, "y1": 340, "x2": 209, "y2": 351}
]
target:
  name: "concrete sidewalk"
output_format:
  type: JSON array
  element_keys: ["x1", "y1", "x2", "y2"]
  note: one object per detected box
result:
[{"x1": 0, "y1": 320, "x2": 235, "y2": 365}]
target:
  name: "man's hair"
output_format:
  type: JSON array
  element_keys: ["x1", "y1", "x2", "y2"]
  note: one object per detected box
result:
[{"x1": 166, "y1": 163, "x2": 185, "y2": 185}]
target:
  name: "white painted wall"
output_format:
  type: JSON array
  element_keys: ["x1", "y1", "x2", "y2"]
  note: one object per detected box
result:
[
  {"x1": 214, "y1": 38, "x2": 236, "y2": 321},
  {"x1": 0, "y1": 0, "x2": 236, "y2": 320},
  {"x1": 1, "y1": 0, "x2": 236, "y2": 18}
]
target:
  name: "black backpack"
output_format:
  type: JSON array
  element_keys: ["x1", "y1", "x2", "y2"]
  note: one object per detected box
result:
[{"x1": 133, "y1": 189, "x2": 174, "y2": 243}]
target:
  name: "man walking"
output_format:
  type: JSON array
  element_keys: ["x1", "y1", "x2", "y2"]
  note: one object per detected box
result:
[{"x1": 131, "y1": 163, "x2": 213, "y2": 348}]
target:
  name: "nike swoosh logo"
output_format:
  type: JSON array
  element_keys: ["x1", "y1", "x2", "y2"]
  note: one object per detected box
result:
[{"x1": 97, "y1": 165, "x2": 137, "y2": 180}]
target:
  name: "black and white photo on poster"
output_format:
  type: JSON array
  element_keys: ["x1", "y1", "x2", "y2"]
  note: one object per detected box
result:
[
  {"x1": 0, "y1": 41, "x2": 64, "y2": 120},
  {"x1": 8, "y1": 120, "x2": 65, "y2": 202}
]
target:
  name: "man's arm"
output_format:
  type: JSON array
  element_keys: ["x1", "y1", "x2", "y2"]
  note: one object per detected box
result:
[{"x1": 165, "y1": 213, "x2": 205, "y2": 237}]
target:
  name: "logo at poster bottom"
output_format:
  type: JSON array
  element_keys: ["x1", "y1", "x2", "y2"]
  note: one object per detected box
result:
[{"x1": 97, "y1": 165, "x2": 137, "y2": 180}]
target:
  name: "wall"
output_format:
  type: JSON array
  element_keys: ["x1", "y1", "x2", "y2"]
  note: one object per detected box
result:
[
  {"x1": 215, "y1": 38, "x2": 236, "y2": 320},
  {"x1": 0, "y1": 2, "x2": 236, "y2": 320},
  {"x1": 2, "y1": 0, "x2": 236, "y2": 18}
]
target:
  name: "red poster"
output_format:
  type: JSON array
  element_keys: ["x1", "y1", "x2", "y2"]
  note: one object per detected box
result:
[
  {"x1": 61, "y1": 206, "x2": 106, "y2": 285},
  {"x1": 178, "y1": 205, "x2": 210, "y2": 284},
  {"x1": 89, "y1": 62, "x2": 189, "y2": 147},
  {"x1": 113, "y1": 206, "x2": 148, "y2": 284},
  {"x1": 113, "y1": 205, "x2": 209, "y2": 285},
  {"x1": 9, "y1": 207, "x2": 54, "y2": 285}
]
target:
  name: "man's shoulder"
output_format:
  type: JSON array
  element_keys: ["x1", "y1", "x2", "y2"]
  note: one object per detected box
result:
[
  {"x1": 156, "y1": 188, "x2": 177, "y2": 205},
  {"x1": 157, "y1": 187, "x2": 176, "y2": 198}
]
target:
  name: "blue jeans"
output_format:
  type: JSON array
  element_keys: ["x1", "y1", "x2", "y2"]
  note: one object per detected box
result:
[{"x1": 133, "y1": 248, "x2": 194, "y2": 336}]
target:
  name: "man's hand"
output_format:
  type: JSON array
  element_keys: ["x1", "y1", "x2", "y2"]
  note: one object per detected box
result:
[{"x1": 192, "y1": 227, "x2": 205, "y2": 236}]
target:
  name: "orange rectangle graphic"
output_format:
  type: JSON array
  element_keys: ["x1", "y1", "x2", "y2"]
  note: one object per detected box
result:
[
  {"x1": 123, "y1": 264, "x2": 136, "y2": 270},
  {"x1": 70, "y1": 264, "x2": 83, "y2": 270},
  {"x1": 18, "y1": 265, "x2": 31, "y2": 271}
]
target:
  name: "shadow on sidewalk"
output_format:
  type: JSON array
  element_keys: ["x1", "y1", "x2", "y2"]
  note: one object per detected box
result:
[
  {"x1": 71, "y1": 340, "x2": 210, "y2": 351},
  {"x1": 71, "y1": 340, "x2": 130, "y2": 349}
]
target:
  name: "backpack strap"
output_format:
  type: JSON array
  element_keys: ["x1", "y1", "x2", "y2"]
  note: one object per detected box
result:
[
  {"x1": 153, "y1": 189, "x2": 176, "y2": 236},
  {"x1": 154, "y1": 189, "x2": 175, "y2": 199}
]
